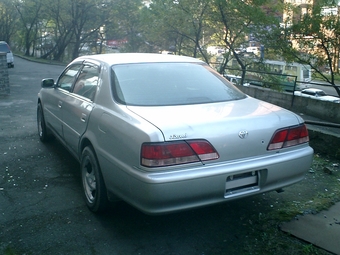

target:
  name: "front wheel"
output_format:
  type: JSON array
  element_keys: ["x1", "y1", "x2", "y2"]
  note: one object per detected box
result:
[
  {"x1": 37, "y1": 103, "x2": 52, "y2": 142},
  {"x1": 81, "y1": 146, "x2": 108, "y2": 212}
]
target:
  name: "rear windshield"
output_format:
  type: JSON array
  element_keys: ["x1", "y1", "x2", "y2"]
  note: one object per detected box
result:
[
  {"x1": 0, "y1": 43, "x2": 10, "y2": 53},
  {"x1": 111, "y1": 62, "x2": 246, "y2": 106}
]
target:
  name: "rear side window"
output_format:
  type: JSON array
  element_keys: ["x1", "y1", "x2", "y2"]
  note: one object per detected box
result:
[
  {"x1": 72, "y1": 64, "x2": 100, "y2": 101},
  {"x1": 111, "y1": 63, "x2": 246, "y2": 106},
  {"x1": 315, "y1": 91, "x2": 326, "y2": 97}
]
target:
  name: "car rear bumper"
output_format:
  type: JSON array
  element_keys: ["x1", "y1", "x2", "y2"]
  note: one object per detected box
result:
[
  {"x1": 6, "y1": 53, "x2": 14, "y2": 66},
  {"x1": 107, "y1": 146, "x2": 314, "y2": 215}
]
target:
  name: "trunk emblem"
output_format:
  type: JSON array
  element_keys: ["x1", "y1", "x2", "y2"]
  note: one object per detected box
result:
[
  {"x1": 238, "y1": 131, "x2": 248, "y2": 139},
  {"x1": 169, "y1": 133, "x2": 187, "y2": 140}
]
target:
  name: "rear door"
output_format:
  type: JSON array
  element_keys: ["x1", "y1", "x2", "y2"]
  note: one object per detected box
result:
[{"x1": 62, "y1": 62, "x2": 101, "y2": 155}]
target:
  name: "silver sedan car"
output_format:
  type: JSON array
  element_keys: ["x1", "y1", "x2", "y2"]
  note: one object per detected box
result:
[{"x1": 37, "y1": 53, "x2": 314, "y2": 214}]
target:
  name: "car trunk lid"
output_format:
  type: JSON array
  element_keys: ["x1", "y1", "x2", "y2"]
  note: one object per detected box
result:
[{"x1": 127, "y1": 97, "x2": 303, "y2": 162}]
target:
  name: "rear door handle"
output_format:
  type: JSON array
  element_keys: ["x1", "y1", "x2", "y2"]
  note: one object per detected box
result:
[
  {"x1": 81, "y1": 113, "x2": 87, "y2": 122},
  {"x1": 58, "y1": 101, "x2": 62, "y2": 108}
]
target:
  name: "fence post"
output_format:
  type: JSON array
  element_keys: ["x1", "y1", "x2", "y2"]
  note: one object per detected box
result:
[{"x1": 0, "y1": 52, "x2": 10, "y2": 95}]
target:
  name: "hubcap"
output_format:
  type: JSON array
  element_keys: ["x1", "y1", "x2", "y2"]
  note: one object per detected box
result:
[
  {"x1": 38, "y1": 109, "x2": 43, "y2": 137},
  {"x1": 83, "y1": 157, "x2": 96, "y2": 203}
]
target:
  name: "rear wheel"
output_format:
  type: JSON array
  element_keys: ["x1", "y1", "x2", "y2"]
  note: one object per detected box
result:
[
  {"x1": 81, "y1": 146, "x2": 108, "y2": 212},
  {"x1": 37, "y1": 103, "x2": 52, "y2": 142}
]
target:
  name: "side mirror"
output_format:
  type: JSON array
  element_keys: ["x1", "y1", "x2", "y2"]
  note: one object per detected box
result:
[{"x1": 41, "y1": 78, "x2": 55, "y2": 88}]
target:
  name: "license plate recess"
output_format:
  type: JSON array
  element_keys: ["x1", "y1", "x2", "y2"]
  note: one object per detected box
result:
[{"x1": 224, "y1": 171, "x2": 260, "y2": 198}]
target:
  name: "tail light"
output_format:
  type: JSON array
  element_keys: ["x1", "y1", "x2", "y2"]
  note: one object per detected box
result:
[
  {"x1": 141, "y1": 140, "x2": 219, "y2": 167},
  {"x1": 268, "y1": 124, "x2": 309, "y2": 150}
]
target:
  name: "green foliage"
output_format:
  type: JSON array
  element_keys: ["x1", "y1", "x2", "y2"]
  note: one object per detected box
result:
[
  {"x1": 0, "y1": 0, "x2": 18, "y2": 42},
  {"x1": 3, "y1": 246, "x2": 18, "y2": 255},
  {"x1": 2, "y1": 0, "x2": 340, "y2": 95},
  {"x1": 302, "y1": 244, "x2": 319, "y2": 255},
  {"x1": 144, "y1": 0, "x2": 214, "y2": 59},
  {"x1": 2, "y1": 0, "x2": 280, "y2": 64},
  {"x1": 107, "y1": 0, "x2": 145, "y2": 52},
  {"x1": 209, "y1": 0, "x2": 277, "y2": 77},
  {"x1": 272, "y1": 0, "x2": 340, "y2": 95}
]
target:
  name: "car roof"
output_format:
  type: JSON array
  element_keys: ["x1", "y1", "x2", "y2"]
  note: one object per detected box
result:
[
  {"x1": 302, "y1": 88, "x2": 323, "y2": 92},
  {"x1": 75, "y1": 53, "x2": 204, "y2": 65},
  {"x1": 226, "y1": 74, "x2": 241, "y2": 78}
]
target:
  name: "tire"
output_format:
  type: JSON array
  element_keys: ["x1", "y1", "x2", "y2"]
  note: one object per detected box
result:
[
  {"x1": 81, "y1": 146, "x2": 108, "y2": 212},
  {"x1": 37, "y1": 103, "x2": 52, "y2": 142}
]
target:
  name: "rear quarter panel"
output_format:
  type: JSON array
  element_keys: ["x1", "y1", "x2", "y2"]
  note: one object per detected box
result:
[{"x1": 83, "y1": 65, "x2": 164, "y2": 198}]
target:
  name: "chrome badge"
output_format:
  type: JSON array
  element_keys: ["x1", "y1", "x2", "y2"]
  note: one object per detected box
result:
[
  {"x1": 238, "y1": 130, "x2": 248, "y2": 139},
  {"x1": 169, "y1": 133, "x2": 187, "y2": 140}
]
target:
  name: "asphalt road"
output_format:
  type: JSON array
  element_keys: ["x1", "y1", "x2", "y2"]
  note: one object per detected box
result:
[{"x1": 0, "y1": 57, "x2": 330, "y2": 255}]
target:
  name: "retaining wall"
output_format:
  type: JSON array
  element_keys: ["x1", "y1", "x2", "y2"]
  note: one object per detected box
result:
[
  {"x1": 0, "y1": 52, "x2": 10, "y2": 95},
  {"x1": 237, "y1": 85, "x2": 340, "y2": 124}
]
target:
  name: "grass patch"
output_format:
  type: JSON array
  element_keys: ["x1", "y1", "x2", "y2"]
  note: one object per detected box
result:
[
  {"x1": 240, "y1": 154, "x2": 340, "y2": 255},
  {"x1": 2, "y1": 246, "x2": 18, "y2": 255},
  {"x1": 14, "y1": 53, "x2": 67, "y2": 66}
]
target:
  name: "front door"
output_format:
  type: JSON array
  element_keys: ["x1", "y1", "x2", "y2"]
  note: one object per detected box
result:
[{"x1": 43, "y1": 64, "x2": 83, "y2": 139}]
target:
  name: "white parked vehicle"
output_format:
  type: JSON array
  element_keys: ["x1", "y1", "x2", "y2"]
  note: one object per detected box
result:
[
  {"x1": 207, "y1": 46, "x2": 226, "y2": 55},
  {"x1": 37, "y1": 53, "x2": 313, "y2": 214},
  {"x1": 0, "y1": 41, "x2": 14, "y2": 68},
  {"x1": 223, "y1": 74, "x2": 241, "y2": 85},
  {"x1": 246, "y1": 46, "x2": 260, "y2": 55},
  {"x1": 223, "y1": 74, "x2": 249, "y2": 86},
  {"x1": 294, "y1": 88, "x2": 340, "y2": 103}
]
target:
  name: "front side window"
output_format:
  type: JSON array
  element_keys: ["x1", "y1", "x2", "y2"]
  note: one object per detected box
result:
[
  {"x1": 111, "y1": 63, "x2": 246, "y2": 106},
  {"x1": 56, "y1": 64, "x2": 82, "y2": 91},
  {"x1": 302, "y1": 91, "x2": 313, "y2": 96}
]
